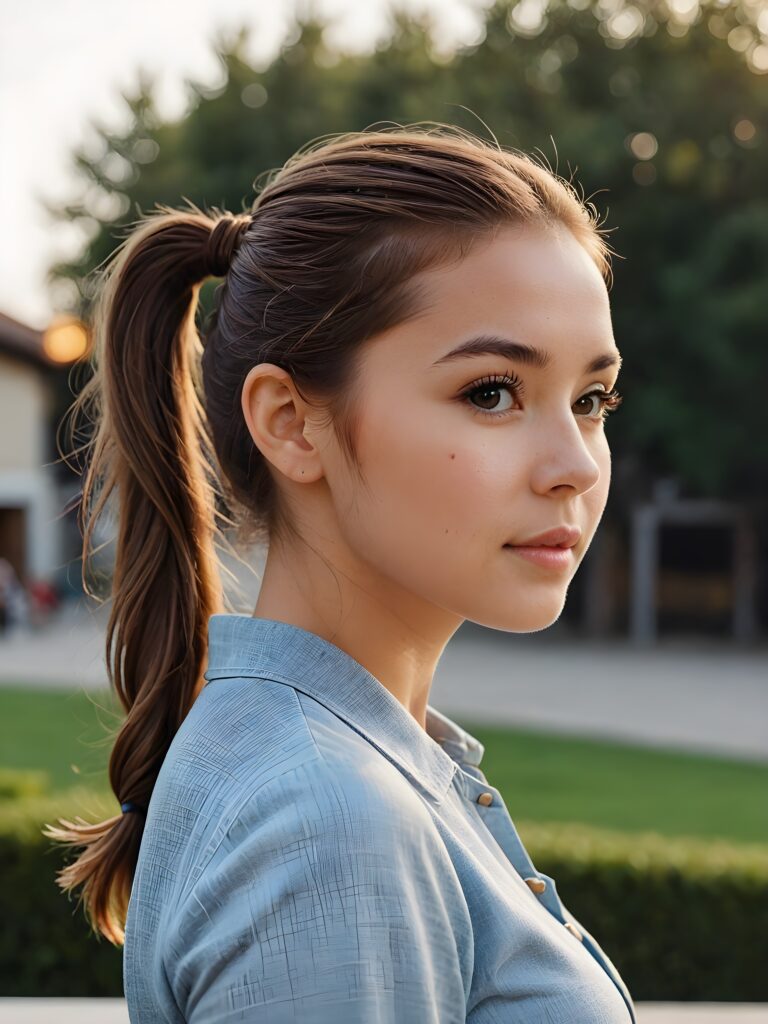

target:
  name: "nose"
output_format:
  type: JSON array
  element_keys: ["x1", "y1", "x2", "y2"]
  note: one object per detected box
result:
[{"x1": 526, "y1": 417, "x2": 605, "y2": 497}]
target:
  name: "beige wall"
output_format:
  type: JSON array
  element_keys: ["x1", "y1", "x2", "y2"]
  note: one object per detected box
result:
[
  {"x1": 0, "y1": 352, "x2": 48, "y2": 470},
  {"x1": 0, "y1": 352, "x2": 62, "y2": 579}
]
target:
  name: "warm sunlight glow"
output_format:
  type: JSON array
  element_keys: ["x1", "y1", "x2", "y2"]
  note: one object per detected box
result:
[{"x1": 43, "y1": 315, "x2": 90, "y2": 363}]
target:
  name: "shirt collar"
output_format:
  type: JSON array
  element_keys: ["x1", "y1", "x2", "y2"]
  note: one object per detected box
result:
[{"x1": 203, "y1": 613, "x2": 486, "y2": 803}]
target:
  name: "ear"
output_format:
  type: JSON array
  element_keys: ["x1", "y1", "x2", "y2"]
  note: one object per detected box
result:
[{"x1": 241, "y1": 363, "x2": 325, "y2": 483}]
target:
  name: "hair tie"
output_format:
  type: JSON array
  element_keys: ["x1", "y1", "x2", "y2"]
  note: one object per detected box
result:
[
  {"x1": 205, "y1": 214, "x2": 250, "y2": 277},
  {"x1": 121, "y1": 800, "x2": 146, "y2": 816}
]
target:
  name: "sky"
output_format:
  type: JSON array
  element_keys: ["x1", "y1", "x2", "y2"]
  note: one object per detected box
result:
[{"x1": 2, "y1": 0, "x2": 489, "y2": 331}]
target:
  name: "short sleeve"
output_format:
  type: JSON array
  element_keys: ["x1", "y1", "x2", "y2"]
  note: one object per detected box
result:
[{"x1": 164, "y1": 756, "x2": 473, "y2": 1023}]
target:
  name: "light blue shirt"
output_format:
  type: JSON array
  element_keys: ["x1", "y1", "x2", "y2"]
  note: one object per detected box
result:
[{"x1": 124, "y1": 613, "x2": 637, "y2": 1023}]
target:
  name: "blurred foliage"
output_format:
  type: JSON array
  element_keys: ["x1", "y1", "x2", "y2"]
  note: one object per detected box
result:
[{"x1": 44, "y1": 0, "x2": 768, "y2": 501}]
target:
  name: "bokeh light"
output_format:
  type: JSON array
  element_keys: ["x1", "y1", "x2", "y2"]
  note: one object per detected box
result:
[
  {"x1": 628, "y1": 131, "x2": 659, "y2": 160},
  {"x1": 43, "y1": 315, "x2": 90, "y2": 363},
  {"x1": 748, "y1": 43, "x2": 768, "y2": 73},
  {"x1": 733, "y1": 118, "x2": 756, "y2": 142},
  {"x1": 632, "y1": 161, "x2": 657, "y2": 185},
  {"x1": 241, "y1": 82, "x2": 268, "y2": 108}
]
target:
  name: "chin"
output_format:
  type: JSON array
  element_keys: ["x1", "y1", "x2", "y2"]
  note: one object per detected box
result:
[{"x1": 471, "y1": 593, "x2": 568, "y2": 634}]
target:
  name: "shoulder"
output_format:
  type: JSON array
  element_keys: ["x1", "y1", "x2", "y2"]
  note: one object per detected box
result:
[
  {"x1": 163, "y1": 733, "x2": 473, "y2": 1022},
  {"x1": 217, "y1": 712, "x2": 448, "y2": 878},
  {"x1": 155, "y1": 675, "x2": 460, "y2": 902},
  {"x1": 163, "y1": 675, "x2": 425, "y2": 822},
  {"x1": 166, "y1": 682, "x2": 468, "y2": 925},
  {"x1": 146, "y1": 677, "x2": 317, "y2": 836}
]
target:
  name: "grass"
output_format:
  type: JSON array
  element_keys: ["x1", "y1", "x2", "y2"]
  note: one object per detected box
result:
[
  {"x1": 0, "y1": 686, "x2": 765, "y2": 846},
  {"x1": 464, "y1": 721, "x2": 768, "y2": 846},
  {"x1": 0, "y1": 686, "x2": 123, "y2": 793}
]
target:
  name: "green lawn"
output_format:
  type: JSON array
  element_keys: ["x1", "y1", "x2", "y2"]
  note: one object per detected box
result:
[
  {"x1": 1, "y1": 686, "x2": 765, "y2": 845},
  {"x1": 0, "y1": 686, "x2": 124, "y2": 793},
  {"x1": 465, "y1": 721, "x2": 768, "y2": 846}
]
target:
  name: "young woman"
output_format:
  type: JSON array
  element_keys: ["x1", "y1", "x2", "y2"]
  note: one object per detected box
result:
[{"x1": 45, "y1": 125, "x2": 633, "y2": 1022}]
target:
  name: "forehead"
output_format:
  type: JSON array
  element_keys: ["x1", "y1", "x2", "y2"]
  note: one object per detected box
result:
[{"x1": 365, "y1": 221, "x2": 614, "y2": 372}]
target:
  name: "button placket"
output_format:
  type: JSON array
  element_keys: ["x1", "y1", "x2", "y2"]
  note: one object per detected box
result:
[
  {"x1": 471, "y1": 784, "x2": 558, "y2": 905},
  {"x1": 464, "y1": 777, "x2": 636, "y2": 1024}
]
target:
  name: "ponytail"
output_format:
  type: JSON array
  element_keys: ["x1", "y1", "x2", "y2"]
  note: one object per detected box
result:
[{"x1": 41, "y1": 201, "x2": 251, "y2": 944}]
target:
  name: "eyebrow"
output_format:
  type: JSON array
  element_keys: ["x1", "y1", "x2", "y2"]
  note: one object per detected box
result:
[{"x1": 430, "y1": 334, "x2": 623, "y2": 375}]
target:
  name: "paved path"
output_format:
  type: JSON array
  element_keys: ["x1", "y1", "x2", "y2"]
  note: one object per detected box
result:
[
  {"x1": 434, "y1": 623, "x2": 768, "y2": 763},
  {"x1": 1, "y1": 598, "x2": 766, "y2": 762},
  {"x1": 0, "y1": 999, "x2": 765, "y2": 1022}
]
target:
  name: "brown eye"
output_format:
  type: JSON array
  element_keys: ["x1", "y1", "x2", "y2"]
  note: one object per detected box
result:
[
  {"x1": 470, "y1": 384, "x2": 515, "y2": 413},
  {"x1": 460, "y1": 372, "x2": 524, "y2": 418},
  {"x1": 575, "y1": 388, "x2": 624, "y2": 421}
]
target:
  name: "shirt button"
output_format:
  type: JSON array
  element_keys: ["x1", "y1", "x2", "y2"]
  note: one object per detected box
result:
[
  {"x1": 564, "y1": 921, "x2": 584, "y2": 941},
  {"x1": 476, "y1": 791, "x2": 494, "y2": 806},
  {"x1": 524, "y1": 876, "x2": 547, "y2": 894}
]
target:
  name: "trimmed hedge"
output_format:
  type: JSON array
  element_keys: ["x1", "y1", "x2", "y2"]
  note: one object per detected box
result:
[
  {"x1": 1, "y1": 785, "x2": 124, "y2": 997},
  {"x1": 519, "y1": 820, "x2": 768, "y2": 1001},
  {"x1": 1, "y1": 783, "x2": 766, "y2": 998}
]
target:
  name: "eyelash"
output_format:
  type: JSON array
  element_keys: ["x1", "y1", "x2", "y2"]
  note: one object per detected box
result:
[{"x1": 459, "y1": 371, "x2": 624, "y2": 423}]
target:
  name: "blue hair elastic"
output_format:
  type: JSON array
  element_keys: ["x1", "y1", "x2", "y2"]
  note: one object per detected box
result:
[{"x1": 121, "y1": 800, "x2": 146, "y2": 816}]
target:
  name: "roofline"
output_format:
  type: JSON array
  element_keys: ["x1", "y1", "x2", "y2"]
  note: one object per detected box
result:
[{"x1": 0, "y1": 310, "x2": 70, "y2": 372}]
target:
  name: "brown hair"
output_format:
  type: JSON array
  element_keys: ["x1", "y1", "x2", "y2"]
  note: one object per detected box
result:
[{"x1": 42, "y1": 123, "x2": 613, "y2": 944}]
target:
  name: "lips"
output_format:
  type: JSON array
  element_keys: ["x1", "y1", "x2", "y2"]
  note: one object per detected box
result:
[
  {"x1": 507, "y1": 525, "x2": 581, "y2": 549},
  {"x1": 505, "y1": 544, "x2": 574, "y2": 569}
]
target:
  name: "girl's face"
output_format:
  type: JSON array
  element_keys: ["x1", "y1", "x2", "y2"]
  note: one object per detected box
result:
[{"x1": 307, "y1": 221, "x2": 622, "y2": 634}]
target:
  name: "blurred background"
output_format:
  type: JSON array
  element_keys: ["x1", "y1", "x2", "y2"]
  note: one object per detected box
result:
[{"x1": 1, "y1": 0, "x2": 767, "y2": 1018}]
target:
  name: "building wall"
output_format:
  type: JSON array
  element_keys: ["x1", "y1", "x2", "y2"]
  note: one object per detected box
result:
[
  {"x1": 0, "y1": 352, "x2": 47, "y2": 470},
  {"x1": 0, "y1": 351, "x2": 61, "y2": 581}
]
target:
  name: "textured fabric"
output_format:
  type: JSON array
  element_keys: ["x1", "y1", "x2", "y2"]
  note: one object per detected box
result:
[{"x1": 123, "y1": 613, "x2": 637, "y2": 1023}]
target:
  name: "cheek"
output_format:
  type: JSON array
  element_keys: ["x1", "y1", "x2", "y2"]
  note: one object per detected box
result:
[{"x1": 350, "y1": 401, "x2": 515, "y2": 556}]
